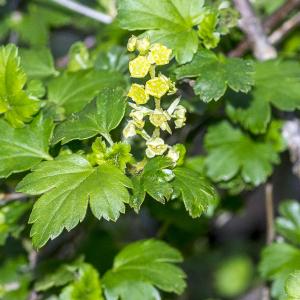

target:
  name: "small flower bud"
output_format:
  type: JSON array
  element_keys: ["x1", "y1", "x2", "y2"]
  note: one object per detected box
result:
[
  {"x1": 145, "y1": 137, "x2": 168, "y2": 158},
  {"x1": 167, "y1": 147, "x2": 180, "y2": 163},
  {"x1": 129, "y1": 55, "x2": 151, "y2": 78},
  {"x1": 167, "y1": 144, "x2": 186, "y2": 165},
  {"x1": 128, "y1": 84, "x2": 149, "y2": 105},
  {"x1": 127, "y1": 35, "x2": 138, "y2": 52},
  {"x1": 148, "y1": 43, "x2": 172, "y2": 65},
  {"x1": 145, "y1": 75, "x2": 170, "y2": 98},
  {"x1": 123, "y1": 121, "x2": 136, "y2": 139},
  {"x1": 173, "y1": 105, "x2": 187, "y2": 128},
  {"x1": 136, "y1": 37, "x2": 151, "y2": 54}
]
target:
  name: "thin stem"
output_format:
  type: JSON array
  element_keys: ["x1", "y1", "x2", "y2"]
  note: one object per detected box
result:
[
  {"x1": 269, "y1": 12, "x2": 300, "y2": 45},
  {"x1": 154, "y1": 98, "x2": 161, "y2": 109},
  {"x1": 52, "y1": 0, "x2": 113, "y2": 24},
  {"x1": 102, "y1": 133, "x2": 114, "y2": 146},
  {"x1": 265, "y1": 183, "x2": 275, "y2": 245}
]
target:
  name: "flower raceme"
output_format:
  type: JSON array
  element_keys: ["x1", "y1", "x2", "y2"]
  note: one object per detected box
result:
[{"x1": 123, "y1": 36, "x2": 187, "y2": 164}]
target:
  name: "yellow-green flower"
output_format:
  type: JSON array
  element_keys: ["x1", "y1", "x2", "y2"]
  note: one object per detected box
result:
[
  {"x1": 127, "y1": 35, "x2": 138, "y2": 52},
  {"x1": 129, "y1": 110, "x2": 145, "y2": 128},
  {"x1": 159, "y1": 74, "x2": 177, "y2": 95},
  {"x1": 145, "y1": 137, "x2": 168, "y2": 158},
  {"x1": 128, "y1": 84, "x2": 149, "y2": 105},
  {"x1": 149, "y1": 109, "x2": 171, "y2": 133},
  {"x1": 129, "y1": 55, "x2": 151, "y2": 78},
  {"x1": 148, "y1": 43, "x2": 172, "y2": 65},
  {"x1": 136, "y1": 37, "x2": 151, "y2": 54},
  {"x1": 145, "y1": 76, "x2": 169, "y2": 98}
]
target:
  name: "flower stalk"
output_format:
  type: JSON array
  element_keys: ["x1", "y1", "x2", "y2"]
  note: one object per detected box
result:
[{"x1": 123, "y1": 36, "x2": 187, "y2": 164}]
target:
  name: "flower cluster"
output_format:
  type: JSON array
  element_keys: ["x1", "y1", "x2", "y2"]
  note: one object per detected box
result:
[{"x1": 123, "y1": 36, "x2": 187, "y2": 164}]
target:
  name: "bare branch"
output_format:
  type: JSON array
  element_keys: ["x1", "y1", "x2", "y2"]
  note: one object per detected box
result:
[
  {"x1": 52, "y1": 0, "x2": 113, "y2": 24},
  {"x1": 265, "y1": 183, "x2": 275, "y2": 245},
  {"x1": 269, "y1": 12, "x2": 300, "y2": 45},
  {"x1": 230, "y1": 0, "x2": 300, "y2": 57},
  {"x1": 233, "y1": 0, "x2": 277, "y2": 60},
  {"x1": 0, "y1": 192, "x2": 28, "y2": 204}
]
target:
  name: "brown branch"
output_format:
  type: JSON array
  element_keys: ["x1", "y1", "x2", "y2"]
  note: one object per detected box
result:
[
  {"x1": 0, "y1": 192, "x2": 27, "y2": 204},
  {"x1": 269, "y1": 11, "x2": 300, "y2": 44},
  {"x1": 233, "y1": 0, "x2": 277, "y2": 60},
  {"x1": 229, "y1": 0, "x2": 300, "y2": 57}
]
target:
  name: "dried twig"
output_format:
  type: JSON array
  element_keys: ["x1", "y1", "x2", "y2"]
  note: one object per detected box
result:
[
  {"x1": 0, "y1": 192, "x2": 27, "y2": 204},
  {"x1": 229, "y1": 0, "x2": 300, "y2": 57},
  {"x1": 52, "y1": 0, "x2": 113, "y2": 24},
  {"x1": 233, "y1": 0, "x2": 277, "y2": 60},
  {"x1": 269, "y1": 11, "x2": 300, "y2": 45}
]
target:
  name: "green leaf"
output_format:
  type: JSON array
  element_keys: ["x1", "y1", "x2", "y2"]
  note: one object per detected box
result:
[
  {"x1": 26, "y1": 80, "x2": 46, "y2": 99},
  {"x1": 35, "y1": 262, "x2": 79, "y2": 292},
  {"x1": 20, "y1": 48, "x2": 58, "y2": 79},
  {"x1": 17, "y1": 155, "x2": 132, "y2": 248},
  {"x1": 129, "y1": 157, "x2": 174, "y2": 211},
  {"x1": 197, "y1": 9, "x2": 220, "y2": 49},
  {"x1": 14, "y1": 4, "x2": 70, "y2": 46},
  {"x1": 59, "y1": 264, "x2": 104, "y2": 300},
  {"x1": 285, "y1": 270, "x2": 300, "y2": 299},
  {"x1": 0, "y1": 114, "x2": 53, "y2": 178},
  {"x1": 226, "y1": 93, "x2": 271, "y2": 134},
  {"x1": 259, "y1": 243, "x2": 300, "y2": 299},
  {"x1": 0, "y1": 257, "x2": 31, "y2": 300},
  {"x1": 88, "y1": 138, "x2": 133, "y2": 171},
  {"x1": 226, "y1": 60, "x2": 300, "y2": 134},
  {"x1": 175, "y1": 50, "x2": 254, "y2": 102},
  {"x1": 172, "y1": 167, "x2": 217, "y2": 218},
  {"x1": 0, "y1": 201, "x2": 30, "y2": 245},
  {"x1": 67, "y1": 42, "x2": 91, "y2": 72},
  {"x1": 204, "y1": 121, "x2": 279, "y2": 186},
  {"x1": 276, "y1": 200, "x2": 300, "y2": 245},
  {"x1": 53, "y1": 88, "x2": 127, "y2": 144},
  {"x1": 103, "y1": 281, "x2": 160, "y2": 300},
  {"x1": 103, "y1": 239, "x2": 186, "y2": 299},
  {"x1": 255, "y1": 60, "x2": 300, "y2": 111},
  {"x1": 0, "y1": 44, "x2": 40, "y2": 127},
  {"x1": 95, "y1": 46, "x2": 129, "y2": 73},
  {"x1": 47, "y1": 70, "x2": 126, "y2": 116},
  {"x1": 117, "y1": 0, "x2": 205, "y2": 64}
]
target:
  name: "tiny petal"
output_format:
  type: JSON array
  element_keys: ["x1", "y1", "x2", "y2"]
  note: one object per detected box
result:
[
  {"x1": 123, "y1": 121, "x2": 136, "y2": 138},
  {"x1": 173, "y1": 105, "x2": 187, "y2": 119},
  {"x1": 127, "y1": 35, "x2": 138, "y2": 52},
  {"x1": 136, "y1": 37, "x2": 151, "y2": 54},
  {"x1": 148, "y1": 43, "x2": 172, "y2": 65},
  {"x1": 145, "y1": 76, "x2": 169, "y2": 98},
  {"x1": 128, "y1": 84, "x2": 149, "y2": 105},
  {"x1": 129, "y1": 55, "x2": 151, "y2": 78}
]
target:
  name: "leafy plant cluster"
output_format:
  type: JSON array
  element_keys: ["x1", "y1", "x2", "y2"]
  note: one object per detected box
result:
[{"x1": 0, "y1": 0, "x2": 300, "y2": 299}]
